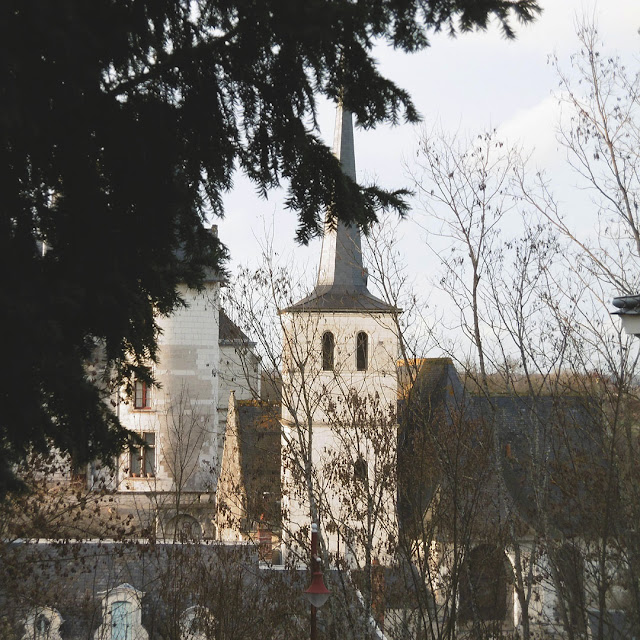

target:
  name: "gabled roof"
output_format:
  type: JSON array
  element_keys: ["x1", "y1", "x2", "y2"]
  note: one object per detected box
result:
[
  {"x1": 397, "y1": 358, "x2": 467, "y2": 537},
  {"x1": 491, "y1": 394, "x2": 605, "y2": 537}
]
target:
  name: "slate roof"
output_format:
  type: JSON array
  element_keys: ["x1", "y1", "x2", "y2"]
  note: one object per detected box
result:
[
  {"x1": 351, "y1": 562, "x2": 432, "y2": 611},
  {"x1": 0, "y1": 541, "x2": 259, "y2": 640},
  {"x1": 398, "y1": 361, "x2": 608, "y2": 539},
  {"x1": 1, "y1": 540, "x2": 401, "y2": 640},
  {"x1": 397, "y1": 359, "x2": 467, "y2": 538},
  {"x1": 286, "y1": 284, "x2": 398, "y2": 313},
  {"x1": 218, "y1": 309, "x2": 253, "y2": 345},
  {"x1": 491, "y1": 394, "x2": 606, "y2": 537}
]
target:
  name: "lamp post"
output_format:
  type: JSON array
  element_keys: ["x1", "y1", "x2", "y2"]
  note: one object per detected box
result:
[
  {"x1": 304, "y1": 523, "x2": 330, "y2": 640},
  {"x1": 612, "y1": 294, "x2": 640, "y2": 336}
]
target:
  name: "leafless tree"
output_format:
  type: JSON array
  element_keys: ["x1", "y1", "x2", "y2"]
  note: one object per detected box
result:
[{"x1": 407, "y1": 27, "x2": 640, "y2": 634}]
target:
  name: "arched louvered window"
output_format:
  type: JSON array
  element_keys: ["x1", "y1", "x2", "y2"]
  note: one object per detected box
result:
[
  {"x1": 322, "y1": 332, "x2": 335, "y2": 371},
  {"x1": 356, "y1": 332, "x2": 368, "y2": 371}
]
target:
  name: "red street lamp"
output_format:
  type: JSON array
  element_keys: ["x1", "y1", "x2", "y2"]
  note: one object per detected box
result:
[
  {"x1": 305, "y1": 569, "x2": 330, "y2": 608},
  {"x1": 304, "y1": 523, "x2": 330, "y2": 639}
]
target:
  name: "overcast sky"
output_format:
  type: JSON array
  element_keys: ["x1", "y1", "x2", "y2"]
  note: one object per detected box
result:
[{"x1": 217, "y1": 1, "x2": 639, "y2": 296}]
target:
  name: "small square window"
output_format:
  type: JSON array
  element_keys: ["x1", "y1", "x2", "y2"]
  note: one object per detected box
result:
[{"x1": 134, "y1": 380, "x2": 151, "y2": 409}]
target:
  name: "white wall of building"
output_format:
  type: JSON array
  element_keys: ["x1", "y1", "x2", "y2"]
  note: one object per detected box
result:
[
  {"x1": 116, "y1": 282, "x2": 221, "y2": 494},
  {"x1": 281, "y1": 309, "x2": 399, "y2": 566}
]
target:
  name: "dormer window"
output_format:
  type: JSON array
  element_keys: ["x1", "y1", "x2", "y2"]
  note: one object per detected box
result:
[
  {"x1": 322, "y1": 332, "x2": 335, "y2": 371},
  {"x1": 181, "y1": 605, "x2": 215, "y2": 640},
  {"x1": 23, "y1": 606, "x2": 63, "y2": 640},
  {"x1": 111, "y1": 600, "x2": 134, "y2": 640},
  {"x1": 95, "y1": 583, "x2": 148, "y2": 640},
  {"x1": 356, "y1": 332, "x2": 368, "y2": 371}
]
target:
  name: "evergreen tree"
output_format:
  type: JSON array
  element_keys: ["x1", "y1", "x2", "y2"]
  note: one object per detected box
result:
[{"x1": 0, "y1": 0, "x2": 539, "y2": 489}]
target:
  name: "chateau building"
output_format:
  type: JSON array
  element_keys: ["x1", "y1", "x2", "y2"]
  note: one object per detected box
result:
[{"x1": 94, "y1": 252, "x2": 263, "y2": 540}]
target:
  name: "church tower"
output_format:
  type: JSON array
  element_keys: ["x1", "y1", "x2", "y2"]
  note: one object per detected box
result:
[{"x1": 280, "y1": 104, "x2": 399, "y2": 565}]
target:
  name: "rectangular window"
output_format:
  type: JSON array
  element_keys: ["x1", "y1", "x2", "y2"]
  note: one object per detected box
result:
[
  {"x1": 129, "y1": 432, "x2": 156, "y2": 477},
  {"x1": 70, "y1": 459, "x2": 87, "y2": 486},
  {"x1": 134, "y1": 380, "x2": 151, "y2": 409},
  {"x1": 111, "y1": 600, "x2": 134, "y2": 640}
]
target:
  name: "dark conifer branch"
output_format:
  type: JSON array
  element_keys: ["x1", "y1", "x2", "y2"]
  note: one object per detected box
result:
[{"x1": 0, "y1": 0, "x2": 540, "y2": 491}]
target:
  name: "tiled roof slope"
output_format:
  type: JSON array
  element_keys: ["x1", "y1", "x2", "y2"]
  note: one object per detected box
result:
[
  {"x1": 397, "y1": 358, "x2": 466, "y2": 538},
  {"x1": 285, "y1": 285, "x2": 398, "y2": 313},
  {"x1": 0, "y1": 541, "x2": 257, "y2": 639},
  {"x1": 490, "y1": 393, "x2": 605, "y2": 537}
]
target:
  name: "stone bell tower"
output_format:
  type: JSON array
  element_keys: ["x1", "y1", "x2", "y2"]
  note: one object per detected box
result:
[{"x1": 280, "y1": 103, "x2": 399, "y2": 565}]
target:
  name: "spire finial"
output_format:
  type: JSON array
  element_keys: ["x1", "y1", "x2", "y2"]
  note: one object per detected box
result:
[{"x1": 283, "y1": 101, "x2": 397, "y2": 312}]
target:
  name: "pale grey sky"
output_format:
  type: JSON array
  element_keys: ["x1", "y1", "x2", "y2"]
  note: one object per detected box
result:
[{"x1": 218, "y1": 1, "x2": 639, "y2": 290}]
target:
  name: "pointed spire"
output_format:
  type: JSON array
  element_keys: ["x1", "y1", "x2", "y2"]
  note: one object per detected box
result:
[
  {"x1": 332, "y1": 102, "x2": 356, "y2": 181},
  {"x1": 283, "y1": 101, "x2": 396, "y2": 313},
  {"x1": 316, "y1": 103, "x2": 367, "y2": 290}
]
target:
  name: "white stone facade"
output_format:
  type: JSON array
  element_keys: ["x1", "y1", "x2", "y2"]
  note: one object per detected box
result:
[
  {"x1": 116, "y1": 282, "x2": 221, "y2": 496},
  {"x1": 281, "y1": 309, "x2": 399, "y2": 565},
  {"x1": 281, "y1": 311, "x2": 398, "y2": 425}
]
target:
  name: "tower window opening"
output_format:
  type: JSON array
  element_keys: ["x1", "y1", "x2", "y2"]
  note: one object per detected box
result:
[
  {"x1": 322, "y1": 332, "x2": 335, "y2": 371},
  {"x1": 353, "y1": 456, "x2": 368, "y2": 482},
  {"x1": 356, "y1": 332, "x2": 368, "y2": 371}
]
